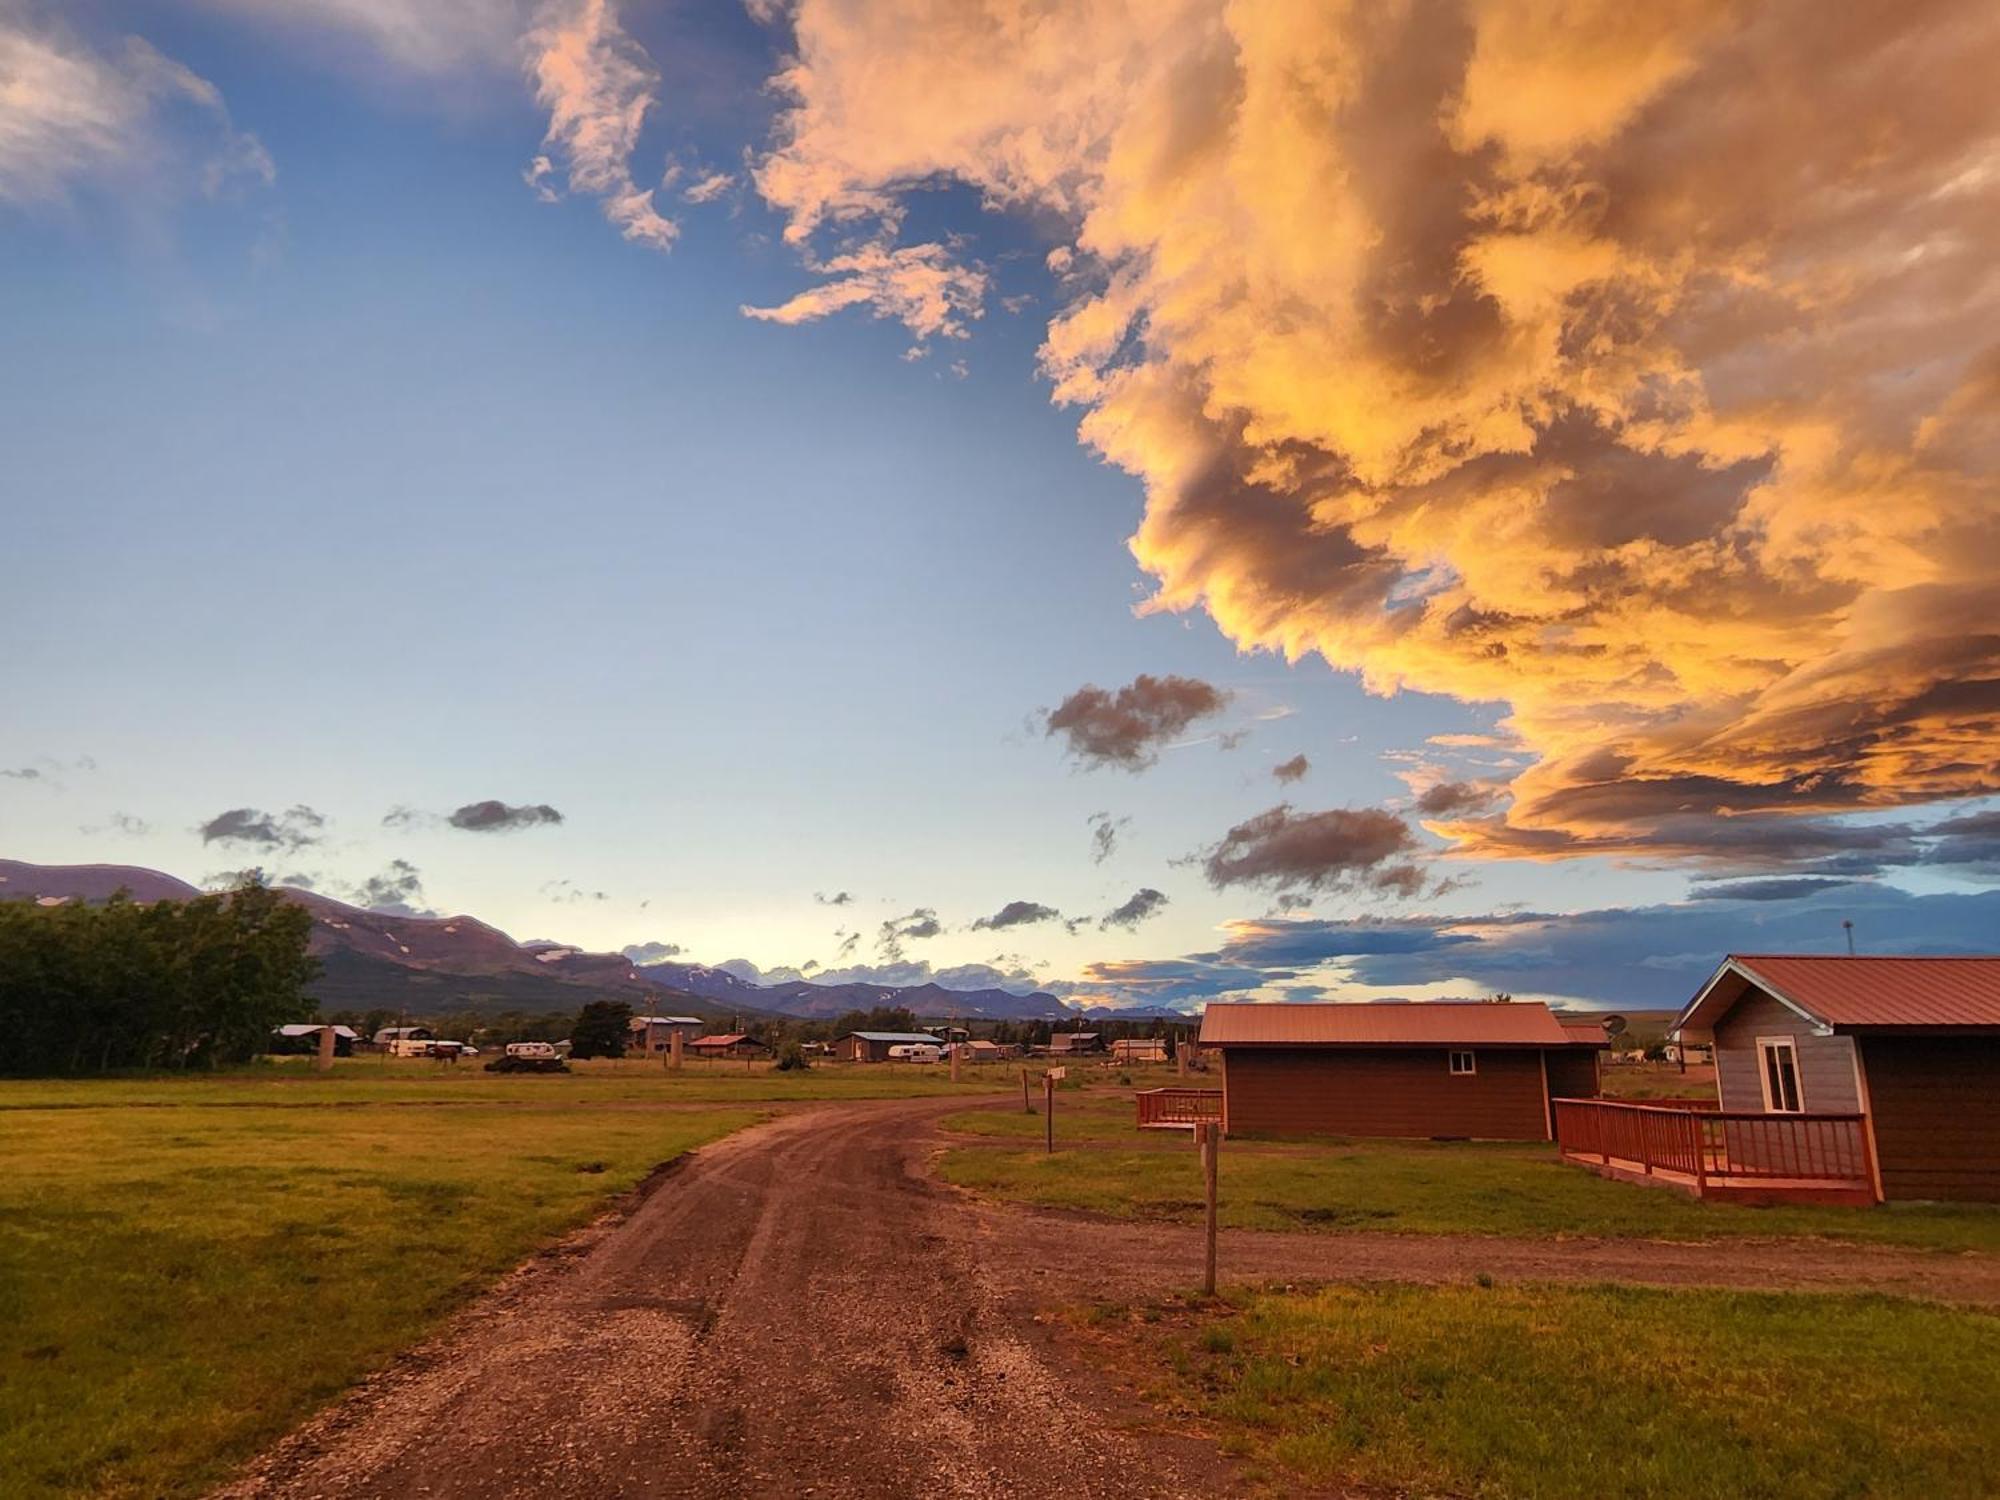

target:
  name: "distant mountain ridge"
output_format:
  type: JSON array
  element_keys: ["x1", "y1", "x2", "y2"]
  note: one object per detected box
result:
[{"x1": 0, "y1": 859, "x2": 1102, "y2": 1022}]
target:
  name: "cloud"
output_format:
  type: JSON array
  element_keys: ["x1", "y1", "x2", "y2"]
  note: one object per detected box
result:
[
  {"x1": 743, "y1": 1, "x2": 2000, "y2": 870},
  {"x1": 622, "y1": 940, "x2": 684, "y2": 964},
  {"x1": 1100, "y1": 887, "x2": 1168, "y2": 931},
  {"x1": 0, "y1": 9, "x2": 273, "y2": 207},
  {"x1": 832, "y1": 928, "x2": 860, "y2": 960},
  {"x1": 877, "y1": 906, "x2": 941, "y2": 961},
  {"x1": 0, "y1": 767, "x2": 39, "y2": 780},
  {"x1": 1201, "y1": 804, "x2": 1432, "y2": 899},
  {"x1": 1271, "y1": 754, "x2": 1309, "y2": 784},
  {"x1": 680, "y1": 167, "x2": 734, "y2": 203},
  {"x1": 1087, "y1": 811, "x2": 1129, "y2": 865},
  {"x1": 447, "y1": 799, "x2": 564, "y2": 832},
  {"x1": 524, "y1": 0, "x2": 676, "y2": 250},
  {"x1": 1415, "y1": 780, "x2": 1502, "y2": 817},
  {"x1": 1923, "y1": 807, "x2": 2000, "y2": 879},
  {"x1": 188, "y1": 0, "x2": 528, "y2": 73},
  {"x1": 742, "y1": 241, "x2": 987, "y2": 349},
  {"x1": 970, "y1": 899, "x2": 1062, "y2": 931},
  {"x1": 198, "y1": 805, "x2": 326, "y2": 851},
  {"x1": 815, "y1": 889, "x2": 854, "y2": 905},
  {"x1": 1045, "y1": 673, "x2": 1231, "y2": 771},
  {"x1": 540, "y1": 878, "x2": 609, "y2": 903},
  {"x1": 351, "y1": 859, "x2": 429, "y2": 915},
  {"x1": 80, "y1": 811, "x2": 151, "y2": 836},
  {"x1": 1687, "y1": 878, "x2": 1867, "y2": 903}
]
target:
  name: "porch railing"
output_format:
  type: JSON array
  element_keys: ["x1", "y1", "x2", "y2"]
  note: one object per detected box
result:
[
  {"x1": 1136, "y1": 1087, "x2": 1223, "y2": 1130},
  {"x1": 1553, "y1": 1098, "x2": 1873, "y2": 1193}
]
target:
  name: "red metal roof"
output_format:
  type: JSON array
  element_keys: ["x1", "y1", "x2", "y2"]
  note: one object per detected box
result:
[
  {"x1": 1678, "y1": 954, "x2": 2000, "y2": 1034},
  {"x1": 1200, "y1": 1001, "x2": 1574, "y2": 1047},
  {"x1": 1559, "y1": 1022, "x2": 1612, "y2": 1047}
]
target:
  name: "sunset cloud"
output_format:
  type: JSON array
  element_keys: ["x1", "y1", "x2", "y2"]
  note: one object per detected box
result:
[
  {"x1": 447, "y1": 799, "x2": 563, "y2": 832},
  {"x1": 1200, "y1": 804, "x2": 1432, "y2": 899},
  {"x1": 747, "y1": 0, "x2": 2000, "y2": 868},
  {"x1": 1045, "y1": 673, "x2": 1230, "y2": 771},
  {"x1": 524, "y1": 0, "x2": 674, "y2": 250},
  {"x1": 970, "y1": 899, "x2": 1062, "y2": 931}
]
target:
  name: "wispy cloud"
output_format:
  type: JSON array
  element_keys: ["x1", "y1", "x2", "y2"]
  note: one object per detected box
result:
[
  {"x1": 1044, "y1": 674, "x2": 1231, "y2": 772},
  {"x1": 198, "y1": 805, "x2": 326, "y2": 851},
  {"x1": 447, "y1": 799, "x2": 564, "y2": 832}
]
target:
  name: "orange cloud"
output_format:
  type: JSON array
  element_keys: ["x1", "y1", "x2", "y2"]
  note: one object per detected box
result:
[{"x1": 745, "y1": 0, "x2": 2000, "y2": 863}]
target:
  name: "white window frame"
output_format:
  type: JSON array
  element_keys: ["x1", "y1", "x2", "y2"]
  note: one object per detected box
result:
[
  {"x1": 1756, "y1": 1035, "x2": 1805, "y2": 1114},
  {"x1": 1448, "y1": 1049, "x2": 1477, "y2": 1076}
]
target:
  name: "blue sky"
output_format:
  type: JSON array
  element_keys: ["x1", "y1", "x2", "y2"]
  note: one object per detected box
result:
[{"x1": 4, "y1": 1, "x2": 1995, "y2": 1011}]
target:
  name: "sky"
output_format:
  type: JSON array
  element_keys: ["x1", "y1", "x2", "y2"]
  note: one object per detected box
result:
[{"x1": 3, "y1": 0, "x2": 1997, "y2": 1013}]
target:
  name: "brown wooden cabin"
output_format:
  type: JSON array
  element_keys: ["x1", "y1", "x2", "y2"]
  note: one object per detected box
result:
[
  {"x1": 1199, "y1": 1001, "x2": 1606, "y2": 1141},
  {"x1": 687, "y1": 1033, "x2": 772, "y2": 1060},
  {"x1": 1674, "y1": 955, "x2": 2000, "y2": 1202},
  {"x1": 627, "y1": 1015, "x2": 705, "y2": 1056}
]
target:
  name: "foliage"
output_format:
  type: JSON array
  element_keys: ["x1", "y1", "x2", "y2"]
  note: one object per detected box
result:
[
  {"x1": 567, "y1": 1000, "x2": 632, "y2": 1060},
  {"x1": 0, "y1": 1092, "x2": 757, "y2": 1499},
  {"x1": 1102, "y1": 1285, "x2": 2000, "y2": 1499},
  {"x1": 773, "y1": 1041, "x2": 812, "y2": 1071},
  {"x1": 0, "y1": 882, "x2": 319, "y2": 1075}
]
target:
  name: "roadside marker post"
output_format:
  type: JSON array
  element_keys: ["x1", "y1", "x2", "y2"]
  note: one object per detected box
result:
[
  {"x1": 669, "y1": 1028, "x2": 683, "y2": 1072},
  {"x1": 1199, "y1": 1122, "x2": 1219, "y2": 1298},
  {"x1": 1021, "y1": 1066, "x2": 1033, "y2": 1113},
  {"x1": 315, "y1": 1023, "x2": 336, "y2": 1075},
  {"x1": 1044, "y1": 1072, "x2": 1055, "y2": 1153}
]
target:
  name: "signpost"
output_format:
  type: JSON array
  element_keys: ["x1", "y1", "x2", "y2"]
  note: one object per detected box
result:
[{"x1": 1198, "y1": 1122, "x2": 1220, "y2": 1297}]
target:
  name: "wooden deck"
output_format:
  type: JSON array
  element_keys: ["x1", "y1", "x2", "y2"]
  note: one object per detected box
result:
[
  {"x1": 1135, "y1": 1087, "x2": 1222, "y2": 1131},
  {"x1": 1554, "y1": 1098, "x2": 1878, "y2": 1205}
]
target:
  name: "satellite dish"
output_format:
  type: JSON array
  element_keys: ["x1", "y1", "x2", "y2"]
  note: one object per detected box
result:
[{"x1": 1601, "y1": 1014, "x2": 1628, "y2": 1038}]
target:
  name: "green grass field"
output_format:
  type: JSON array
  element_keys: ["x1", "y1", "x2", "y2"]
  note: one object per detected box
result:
[
  {"x1": 936, "y1": 1098, "x2": 2000, "y2": 1251},
  {"x1": 1086, "y1": 1283, "x2": 2000, "y2": 1499},
  {"x1": 0, "y1": 1069, "x2": 825, "y2": 1500}
]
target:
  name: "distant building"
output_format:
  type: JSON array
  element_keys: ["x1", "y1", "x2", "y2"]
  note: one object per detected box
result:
[
  {"x1": 688, "y1": 1033, "x2": 771, "y2": 1060},
  {"x1": 628, "y1": 1015, "x2": 706, "y2": 1055},
  {"x1": 372, "y1": 1025, "x2": 436, "y2": 1058},
  {"x1": 269, "y1": 1023, "x2": 358, "y2": 1057},
  {"x1": 1201, "y1": 1002, "x2": 1606, "y2": 1141},
  {"x1": 1047, "y1": 1031, "x2": 1104, "y2": 1055},
  {"x1": 1110, "y1": 1038, "x2": 1167, "y2": 1065},
  {"x1": 837, "y1": 1031, "x2": 944, "y2": 1063}
]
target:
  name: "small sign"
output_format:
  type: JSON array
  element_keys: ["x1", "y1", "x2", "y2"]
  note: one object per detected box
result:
[{"x1": 1047, "y1": 1066, "x2": 1068, "y2": 1081}]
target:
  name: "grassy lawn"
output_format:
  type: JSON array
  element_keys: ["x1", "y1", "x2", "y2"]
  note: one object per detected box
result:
[
  {"x1": 0, "y1": 1083, "x2": 765, "y2": 1499},
  {"x1": 1083, "y1": 1284, "x2": 2000, "y2": 1499},
  {"x1": 936, "y1": 1101, "x2": 2000, "y2": 1252},
  {"x1": 0, "y1": 1054, "x2": 1018, "y2": 1110}
]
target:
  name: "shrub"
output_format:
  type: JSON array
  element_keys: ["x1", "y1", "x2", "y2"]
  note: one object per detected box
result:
[{"x1": 774, "y1": 1041, "x2": 812, "y2": 1072}]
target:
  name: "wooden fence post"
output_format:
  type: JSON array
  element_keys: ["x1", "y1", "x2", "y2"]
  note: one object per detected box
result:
[
  {"x1": 669, "y1": 1028, "x2": 683, "y2": 1072},
  {"x1": 1044, "y1": 1073, "x2": 1056, "y2": 1153},
  {"x1": 951, "y1": 1041, "x2": 962, "y2": 1084},
  {"x1": 315, "y1": 1024, "x2": 336, "y2": 1075},
  {"x1": 1200, "y1": 1122, "x2": 1219, "y2": 1298},
  {"x1": 1021, "y1": 1067, "x2": 1032, "y2": 1114}
]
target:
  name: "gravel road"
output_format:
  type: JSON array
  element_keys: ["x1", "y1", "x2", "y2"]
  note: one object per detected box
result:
[
  {"x1": 216, "y1": 1097, "x2": 1235, "y2": 1500},
  {"x1": 217, "y1": 1095, "x2": 1998, "y2": 1499}
]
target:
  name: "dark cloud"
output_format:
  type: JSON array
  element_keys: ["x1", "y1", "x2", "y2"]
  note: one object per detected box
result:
[
  {"x1": 815, "y1": 890, "x2": 855, "y2": 906},
  {"x1": 1217, "y1": 728, "x2": 1251, "y2": 752},
  {"x1": 1201, "y1": 803, "x2": 1430, "y2": 898},
  {"x1": 278, "y1": 872, "x2": 318, "y2": 891},
  {"x1": 622, "y1": 941, "x2": 685, "y2": 964},
  {"x1": 449, "y1": 800, "x2": 563, "y2": 832},
  {"x1": 352, "y1": 859, "x2": 428, "y2": 915},
  {"x1": 1045, "y1": 673, "x2": 1231, "y2": 771},
  {"x1": 1688, "y1": 878, "x2": 1867, "y2": 902},
  {"x1": 202, "y1": 867, "x2": 271, "y2": 890},
  {"x1": 79, "y1": 812, "x2": 151, "y2": 836},
  {"x1": 971, "y1": 899, "x2": 1063, "y2": 931},
  {"x1": 1069, "y1": 956, "x2": 1268, "y2": 1007},
  {"x1": 541, "y1": 879, "x2": 609, "y2": 904},
  {"x1": 1, "y1": 767, "x2": 41, "y2": 780},
  {"x1": 1923, "y1": 808, "x2": 2000, "y2": 879},
  {"x1": 1415, "y1": 780, "x2": 1500, "y2": 817},
  {"x1": 877, "y1": 907, "x2": 942, "y2": 960},
  {"x1": 1272, "y1": 754, "x2": 1310, "y2": 784},
  {"x1": 833, "y1": 929, "x2": 861, "y2": 960},
  {"x1": 380, "y1": 805, "x2": 429, "y2": 829},
  {"x1": 1087, "y1": 811, "x2": 1129, "y2": 865},
  {"x1": 1100, "y1": 887, "x2": 1168, "y2": 930},
  {"x1": 199, "y1": 805, "x2": 326, "y2": 851}
]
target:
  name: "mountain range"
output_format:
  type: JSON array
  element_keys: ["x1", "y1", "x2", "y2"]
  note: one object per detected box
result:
[{"x1": 0, "y1": 859, "x2": 1095, "y2": 1023}]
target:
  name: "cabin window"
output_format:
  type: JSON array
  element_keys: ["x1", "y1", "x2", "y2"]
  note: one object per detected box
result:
[
  {"x1": 1448, "y1": 1050, "x2": 1476, "y2": 1076},
  {"x1": 1757, "y1": 1036, "x2": 1804, "y2": 1113}
]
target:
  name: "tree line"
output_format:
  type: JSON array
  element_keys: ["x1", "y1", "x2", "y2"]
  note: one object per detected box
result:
[{"x1": 0, "y1": 884, "x2": 320, "y2": 1075}]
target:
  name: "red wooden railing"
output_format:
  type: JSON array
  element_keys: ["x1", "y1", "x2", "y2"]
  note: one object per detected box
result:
[
  {"x1": 1136, "y1": 1087, "x2": 1223, "y2": 1129},
  {"x1": 1553, "y1": 1098, "x2": 1873, "y2": 1193}
]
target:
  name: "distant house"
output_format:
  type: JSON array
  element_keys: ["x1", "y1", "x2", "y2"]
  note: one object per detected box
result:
[
  {"x1": 966, "y1": 1039, "x2": 1015, "y2": 1063},
  {"x1": 687, "y1": 1033, "x2": 771, "y2": 1060},
  {"x1": 269, "y1": 1023, "x2": 358, "y2": 1057},
  {"x1": 1110, "y1": 1038, "x2": 1168, "y2": 1065},
  {"x1": 838, "y1": 1031, "x2": 942, "y2": 1063},
  {"x1": 1048, "y1": 1031, "x2": 1104, "y2": 1055},
  {"x1": 628, "y1": 1015, "x2": 706, "y2": 1055},
  {"x1": 1673, "y1": 954, "x2": 2000, "y2": 1202},
  {"x1": 1200, "y1": 1001, "x2": 1607, "y2": 1141},
  {"x1": 371, "y1": 1025, "x2": 436, "y2": 1058}
]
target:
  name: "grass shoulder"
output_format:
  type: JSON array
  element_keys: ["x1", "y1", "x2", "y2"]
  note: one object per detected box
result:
[{"x1": 1076, "y1": 1282, "x2": 2000, "y2": 1499}]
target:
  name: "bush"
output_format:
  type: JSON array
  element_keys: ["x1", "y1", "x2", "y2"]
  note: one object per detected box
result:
[
  {"x1": 774, "y1": 1041, "x2": 812, "y2": 1072},
  {"x1": 484, "y1": 1056, "x2": 570, "y2": 1074}
]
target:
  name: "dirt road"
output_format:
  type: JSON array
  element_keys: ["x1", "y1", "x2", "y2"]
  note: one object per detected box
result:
[
  {"x1": 218, "y1": 1097, "x2": 1232, "y2": 1500},
  {"x1": 220, "y1": 1096, "x2": 1999, "y2": 1500}
]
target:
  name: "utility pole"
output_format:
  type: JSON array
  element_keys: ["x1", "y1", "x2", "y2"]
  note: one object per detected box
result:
[
  {"x1": 1200, "y1": 1121, "x2": 1219, "y2": 1298},
  {"x1": 1844, "y1": 919, "x2": 1856, "y2": 955}
]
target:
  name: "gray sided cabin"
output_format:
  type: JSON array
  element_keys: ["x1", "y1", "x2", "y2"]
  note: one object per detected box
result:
[{"x1": 837, "y1": 1031, "x2": 942, "y2": 1062}]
